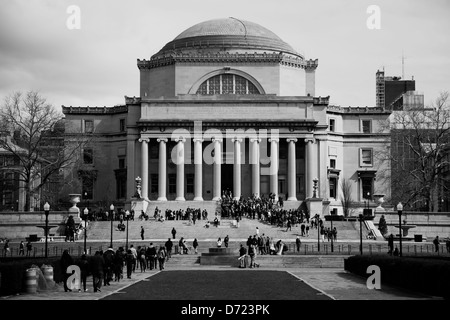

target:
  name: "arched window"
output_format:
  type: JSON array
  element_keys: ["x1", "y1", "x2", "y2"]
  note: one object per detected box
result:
[{"x1": 196, "y1": 74, "x2": 260, "y2": 95}]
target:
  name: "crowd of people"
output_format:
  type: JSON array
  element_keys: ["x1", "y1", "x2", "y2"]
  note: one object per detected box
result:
[
  {"x1": 59, "y1": 241, "x2": 171, "y2": 292},
  {"x1": 219, "y1": 192, "x2": 309, "y2": 229}
]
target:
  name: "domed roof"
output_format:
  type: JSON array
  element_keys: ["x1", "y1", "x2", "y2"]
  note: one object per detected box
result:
[{"x1": 154, "y1": 18, "x2": 302, "y2": 58}]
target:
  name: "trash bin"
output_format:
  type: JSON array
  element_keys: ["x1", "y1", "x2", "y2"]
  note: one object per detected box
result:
[
  {"x1": 414, "y1": 234, "x2": 423, "y2": 242},
  {"x1": 25, "y1": 268, "x2": 37, "y2": 294}
]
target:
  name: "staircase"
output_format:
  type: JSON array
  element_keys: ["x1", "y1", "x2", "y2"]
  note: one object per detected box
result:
[
  {"x1": 145, "y1": 200, "x2": 220, "y2": 218},
  {"x1": 85, "y1": 217, "x2": 368, "y2": 245}
]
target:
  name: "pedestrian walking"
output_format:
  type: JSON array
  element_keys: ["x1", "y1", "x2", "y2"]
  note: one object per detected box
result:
[
  {"x1": 26, "y1": 240, "x2": 32, "y2": 257},
  {"x1": 296, "y1": 236, "x2": 301, "y2": 252},
  {"x1": 165, "y1": 238, "x2": 173, "y2": 260},
  {"x1": 79, "y1": 254, "x2": 89, "y2": 292},
  {"x1": 387, "y1": 234, "x2": 394, "y2": 255},
  {"x1": 140, "y1": 226, "x2": 145, "y2": 240},
  {"x1": 433, "y1": 236, "x2": 440, "y2": 252},
  {"x1": 224, "y1": 235, "x2": 229, "y2": 248},
  {"x1": 3, "y1": 240, "x2": 10, "y2": 257},
  {"x1": 60, "y1": 249, "x2": 74, "y2": 292},
  {"x1": 238, "y1": 244, "x2": 248, "y2": 268},
  {"x1": 147, "y1": 243, "x2": 157, "y2": 270},
  {"x1": 19, "y1": 241, "x2": 25, "y2": 256},
  {"x1": 125, "y1": 249, "x2": 135, "y2": 279},
  {"x1": 91, "y1": 250, "x2": 105, "y2": 292},
  {"x1": 171, "y1": 227, "x2": 177, "y2": 239},
  {"x1": 193, "y1": 238, "x2": 199, "y2": 254},
  {"x1": 157, "y1": 246, "x2": 166, "y2": 270}
]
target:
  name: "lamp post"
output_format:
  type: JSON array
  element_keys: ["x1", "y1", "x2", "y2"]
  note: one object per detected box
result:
[
  {"x1": 125, "y1": 210, "x2": 130, "y2": 250},
  {"x1": 83, "y1": 207, "x2": 88, "y2": 254},
  {"x1": 359, "y1": 213, "x2": 363, "y2": 255},
  {"x1": 43, "y1": 202, "x2": 50, "y2": 258},
  {"x1": 397, "y1": 202, "x2": 403, "y2": 257},
  {"x1": 110, "y1": 204, "x2": 114, "y2": 248}
]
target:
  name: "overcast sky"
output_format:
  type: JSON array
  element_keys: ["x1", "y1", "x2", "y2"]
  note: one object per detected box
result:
[{"x1": 1, "y1": 0, "x2": 449, "y2": 112}]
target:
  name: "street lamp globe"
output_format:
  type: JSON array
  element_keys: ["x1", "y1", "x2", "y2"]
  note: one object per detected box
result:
[
  {"x1": 84, "y1": 207, "x2": 88, "y2": 216},
  {"x1": 397, "y1": 202, "x2": 403, "y2": 213},
  {"x1": 110, "y1": 204, "x2": 115, "y2": 211},
  {"x1": 43, "y1": 202, "x2": 50, "y2": 212}
]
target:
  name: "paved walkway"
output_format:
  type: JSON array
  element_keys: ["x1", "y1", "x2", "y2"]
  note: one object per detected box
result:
[{"x1": 1, "y1": 265, "x2": 442, "y2": 301}]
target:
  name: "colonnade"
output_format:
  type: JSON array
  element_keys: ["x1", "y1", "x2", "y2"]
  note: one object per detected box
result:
[{"x1": 138, "y1": 137, "x2": 318, "y2": 201}]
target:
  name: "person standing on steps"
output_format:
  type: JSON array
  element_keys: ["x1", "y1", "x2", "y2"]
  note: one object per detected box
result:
[
  {"x1": 171, "y1": 227, "x2": 177, "y2": 239},
  {"x1": 193, "y1": 238, "x2": 199, "y2": 254},
  {"x1": 140, "y1": 226, "x2": 145, "y2": 240},
  {"x1": 224, "y1": 235, "x2": 229, "y2": 248},
  {"x1": 295, "y1": 236, "x2": 301, "y2": 252}
]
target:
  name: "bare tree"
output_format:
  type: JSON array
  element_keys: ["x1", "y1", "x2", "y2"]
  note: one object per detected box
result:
[
  {"x1": 0, "y1": 91, "x2": 88, "y2": 211},
  {"x1": 340, "y1": 178, "x2": 355, "y2": 217},
  {"x1": 378, "y1": 91, "x2": 450, "y2": 211}
]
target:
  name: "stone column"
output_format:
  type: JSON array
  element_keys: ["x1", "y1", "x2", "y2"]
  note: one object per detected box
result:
[
  {"x1": 157, "y1": 138, "x2": 168, "y2": 201},
  {"x1": 305, "y1": 138, "x2": 317, "y2": 199},
  {"x1": 269, "y1": 138, "x2": 279, "y2": 199},
  {"x1": 138, "y1": 138, "x2": 149, "y2": 199},
  {"x1": 175, "y1": 137, "x2": 186, "y2": 201},
  {"x1": 212, "y1": 138, "x2": 222, "y2": 201},
  {"x1": 250, "y1": 138, "x2": 261, "y2": 198},
  {"x1": 232, "y1": 138, "x2": 242, "y2": 200},
  {"x1": 287, "y1": 138, "x2": 298, "y2": 201},
  {"x1": 193, "y1": 138, "x2": 203, "y2": 201}
]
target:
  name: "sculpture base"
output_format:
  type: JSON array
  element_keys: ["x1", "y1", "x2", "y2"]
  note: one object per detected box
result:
[{"x1": 131, "y1": 198, "x2": 148, "y2": 215}]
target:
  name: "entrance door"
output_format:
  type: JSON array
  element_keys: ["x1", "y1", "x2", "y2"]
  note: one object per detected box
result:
[{"x1": 221, "y1": 164, "x2": 233, "y2": 196}]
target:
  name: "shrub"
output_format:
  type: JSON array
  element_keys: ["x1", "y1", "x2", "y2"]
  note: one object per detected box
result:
[{"x1": 344, "y1": 255, "x2": 450, "y2": 299}]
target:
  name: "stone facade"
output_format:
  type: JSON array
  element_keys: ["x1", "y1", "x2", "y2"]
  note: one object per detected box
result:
[{"x1": 61, "y1": 18, "x2": 391, "y2": 216}]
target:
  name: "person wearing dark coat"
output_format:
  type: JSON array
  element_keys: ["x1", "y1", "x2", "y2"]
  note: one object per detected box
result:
[
  {"x1": 165, "y1": 238, "x2": 173, "y2": 260},
  {"x1": 114, "y1": 247, "x2": 125, "y2": 281},
  {"x1": 78, "y1": 254, "x2": 89, "y2": 292},
  {"x1": 91, "y1": 251, "x2": 105, "y2": 292},
  {"x1": 387, "y1": 234, "x2": 394, "y2": 255},
  {"x1": 103, "y1": 247, "x2": 115, "y2": 286},
  {"x1": 147, "y1": 243, "x2": 157, "y2": 270},
  {"x1": 125, "y1": 249, "x2": 135, "y2": 279},
  {"x1": 60, "y1": 249, "x2": 74, "y2": 292}
]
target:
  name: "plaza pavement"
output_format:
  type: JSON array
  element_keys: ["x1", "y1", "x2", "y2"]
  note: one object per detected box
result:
[{"x1": 1, "y1": 264, "x2": 442, "y2": 301}]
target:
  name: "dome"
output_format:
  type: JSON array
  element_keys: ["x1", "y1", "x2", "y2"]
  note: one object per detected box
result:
[{"x1": 154, "y1": 18, "x2": 302, "y2": 59}]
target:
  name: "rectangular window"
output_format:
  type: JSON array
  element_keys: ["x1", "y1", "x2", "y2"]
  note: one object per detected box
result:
[
  {"x1": 82, "y1": 177, "x2": 93, "y2": 200},
  {"x1": 360, "y1": 148, "x2": 373, "y2": 166},
  {"x1": 151, "y1": 174, "x2": 158, "y2": 194},
  {"x1": 330, "y1": 159, "x2": 336, "y2": 169},
  {"x1": 116, "y1": 178, "x2": 126, "y2": 199},
  {"x1": 119, "y1": 119, "x2": 126, "y2": 132},
  {"x1": 168, "y1": 174, "x2": 176, "y2": 194},
  {"x1": 362, "y1": 178, "x2": 373, "y2": 199},
  {"x1": 83, "y1": 148, "x2": 93, "y2": 164},
  {"x1": 329, "y1": 118, "x2": 335, "y2": 132},
  {"x1": 186, "y1": 174, "x2": 194, "y2": 194},
  {"x1": 362, "y1": 120, "x2": 371, "y2": 133},
  {"x1": 118, "y1": 157, "x2": 126, "y2": 169},
  {"x1": 84, "y1": 120, "x2": 94, "y2": 133},
  {"x1": 329, "y1": 177, "x2": 337, "y2": 199}
]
